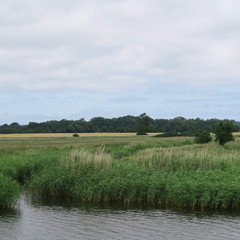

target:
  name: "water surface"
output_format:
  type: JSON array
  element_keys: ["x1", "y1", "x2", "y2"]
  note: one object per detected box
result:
[{"x1": 1, "y1": 196, "x2": 240, "y2": 240}]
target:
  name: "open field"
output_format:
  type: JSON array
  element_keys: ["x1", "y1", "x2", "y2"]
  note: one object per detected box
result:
[
  {"x1": 0, "y1": 132, "x2": 161, "y2": 138},
  {"x1": 1, "y1": 134, "x2": 240, "y2": 209},
  {"x1": 0, "y1": 132, "x2": 239, "y2": 138}
]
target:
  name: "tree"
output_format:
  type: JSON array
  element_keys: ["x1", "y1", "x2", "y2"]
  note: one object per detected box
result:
[
  {"x1": 194, "y1": 130, "x2": 212, "y2": 144},
  {"x1": 214, "y1": 121, "x2": 236, "y2": 146},
  {"x1": 135, "y1": 113, "x2": 151, "y2": 135}
]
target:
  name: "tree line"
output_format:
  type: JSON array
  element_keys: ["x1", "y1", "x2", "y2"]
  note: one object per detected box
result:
[{"x1": 0, "y1": 115, "x2": 239, "y2": 134}]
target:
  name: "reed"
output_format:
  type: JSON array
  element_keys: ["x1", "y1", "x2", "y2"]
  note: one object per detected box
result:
[
  {"x1": 129, "y1": 143, "x2": 240, "y2": 170},
  {"x1": 2, "y1": 135, "x2": 240, "y2": 209},
  {"x1": 0, "y1": 173, "x2": 21, "y2": 208},
  {"x1": 27, "y1": 139, "x2": 240, "y2": 209},
  {"x1": 0, "y1": 148, "x2": 67, "y2": 183},
  {"x1": 61, "y1": 148, "x2": 112, "y2": 170}
]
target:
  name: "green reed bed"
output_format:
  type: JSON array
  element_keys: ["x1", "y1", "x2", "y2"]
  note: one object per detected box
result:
[
  {"x1": 27, "y1": 139, "x2": 240, "y2": 210},
  {"x1": 29, "y1": 164, "x2": 240, "y2": 209},
  {"x1": 0, "y1": 148, "x2": 68, "y2": 183},
  {"x1": 2, "y1": 136, "x2": 240, "y2": 210},
  {"x1": 0, "y1": 173, "x2": 21, "y2": 208},
  {"x1": 104, "y1": 139, "x2": 193, "y2": 159},
  {"x1": 0, "y1": 146, "x2": 69, "y2": 208}
]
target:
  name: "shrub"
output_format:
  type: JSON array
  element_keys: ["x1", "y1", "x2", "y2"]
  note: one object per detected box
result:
[
  {"x1": 73, "y1": 133, "x2": 80, "y2": 137},
  {"x1": 154, "y1": 132, "x2": 179, "y2": 137},
  {"x1": 154, "y1": 131, "x2": 195, "y2": 138},
  {"x1": 194, "y1": 131, "x2": 212, "y2": 144},
  {"x1": 214, "y1": 121, "x2": 236, "y2": 146}
]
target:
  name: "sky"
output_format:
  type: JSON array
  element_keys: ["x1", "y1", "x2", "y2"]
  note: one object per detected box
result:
[{"x1": 1, "y1": 0, "x2": 240, "y2": 124}]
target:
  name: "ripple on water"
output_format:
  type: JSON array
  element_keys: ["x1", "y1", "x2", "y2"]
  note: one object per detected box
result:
[{"x1": 1, "y1": 197, "x2": 240, "y2": 240}]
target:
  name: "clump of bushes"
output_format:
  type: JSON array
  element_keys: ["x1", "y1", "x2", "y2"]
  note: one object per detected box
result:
[
  {"x1": 194, "y1": 131, "x2": 212, "y2": 144},
  {"x1": 154, "y1": 131, "x2": 195, "y2": 138},
  {"x1": 214, "y1": 121, "x2": 236, "y2": 146},
  {"x1": 154, "y1": 132, "x2": 179, "y2": 137},
  {"x1": 73, "y1": 133, "x2": 80, "y2": 137}
]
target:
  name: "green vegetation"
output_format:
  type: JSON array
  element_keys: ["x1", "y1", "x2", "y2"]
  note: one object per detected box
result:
[
  {"x1": 194, "y1": 130, "x2": 212, "y2": 144},
  {"x1": 214, "y1": 121, "x2": 236, "y2": 146},
  {"x1": 0, "y1": 115, "x2": 239, "y2": 134},
  {"x1": 154, "y1": 131, "x2": 195, "y2": 138},
  {"x1": 0, "y1": 145, "x2": 68, "y2": 208},
  {"x1": 135, "y1": 113, "x2": 151, "y2": 135},
  {"x1": 1, "y1": 134, "x2": 240, "y2": 210},
  {"x1": 0, "y1": 174, "x2": 20, "y2": 208},
  {"x1": 73, "y1": 133, "x2": 80, "y2": 137}
]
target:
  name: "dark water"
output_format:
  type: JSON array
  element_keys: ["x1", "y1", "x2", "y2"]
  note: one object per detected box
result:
[{"x1": 1, "y1": 195, "x2": 240, "y2": 240}]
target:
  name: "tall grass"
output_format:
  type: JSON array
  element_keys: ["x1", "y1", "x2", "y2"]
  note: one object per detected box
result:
[
  {"x1": 105, "y1": 139, "x2": 193, "y2": 159},
  {"x1": 0, "y1": 173, "x2": 21, "y2": 208},
  {"x1": 28, "y1": 140, "x2": 240, "y2": 209},
  {"x1": 61, "y1": 148, "x2": 112, "y2": 170},
  {"x1": 129, "y1": 143, "x2": 239, "y2": 170},
  {"x1": 0, "y1": 148, "x2": 67, "y2": 183},
  {"x1": 2, "y1": 135, "x2": 240, "y2": 210}
]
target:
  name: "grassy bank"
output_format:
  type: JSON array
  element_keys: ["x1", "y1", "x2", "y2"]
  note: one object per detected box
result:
[
  {"x1": 1, "y1": 135, "x2": 240, "y2": 209},
  {"x1": 0, "y1": 173, "x2": 20, "y2": 208},
  {"x1": 0, "y1": 137, "x2": 73, "y2": 208}
]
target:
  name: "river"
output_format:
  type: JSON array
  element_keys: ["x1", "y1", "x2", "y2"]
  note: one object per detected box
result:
[{"x1": 1, "y1": 195, "x2": 240, "y2": 240}]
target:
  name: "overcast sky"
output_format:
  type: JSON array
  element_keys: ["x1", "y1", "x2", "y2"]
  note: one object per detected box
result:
[{"x1": 1, "y1": 0, "x2": 240, "y2": 124}]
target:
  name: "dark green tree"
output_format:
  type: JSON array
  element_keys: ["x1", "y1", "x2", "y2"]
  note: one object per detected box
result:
[
  {"x1": 135, "y1": 113, "x2": 151, "y2": 135},
  {"x1": 214, "y1": 121, "x2": 236, "y2": 146},
  {"x1": 194, "y1": 130, "x2": 212, "y2": 144},
  {"x1": 0, "y1": 116, "x2": 239, "y2": 134}
]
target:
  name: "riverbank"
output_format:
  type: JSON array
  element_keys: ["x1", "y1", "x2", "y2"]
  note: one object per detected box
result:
[{"x1": 1, "y1": 135, "x2": 240, "y2": 209}]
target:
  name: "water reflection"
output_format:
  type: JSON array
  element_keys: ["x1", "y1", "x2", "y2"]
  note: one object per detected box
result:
[
  {"x1": 0, "y1": 206, "x2": 21, "y2": 239},
  {"x1": 0, "y1": 195, "x2": 240, "y2": 240}
]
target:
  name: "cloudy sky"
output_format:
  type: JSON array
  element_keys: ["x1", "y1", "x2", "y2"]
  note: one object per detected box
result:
[{"x1": 1, "y1": 0, "x2": 240, "y2": 124}]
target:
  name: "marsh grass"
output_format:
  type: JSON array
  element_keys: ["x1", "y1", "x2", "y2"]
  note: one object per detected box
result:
[
  {"x1": 61, "y1": 148, "x2": 112, "y2": 170},
  {"x1": 2, "y1": 135, "x2": 240, "y2": 210},
  {"x1": 129, "y1": 143, "x2": 240, "y2": 170},
  {"x1": 105, "y1": 139, "x2": 193, "y2": 159},
  {"x1": 28, "y1": 139, "x2": 240, "y2": 209},
  {"x1": 0, "y1": 173, "x2": 21, "y2": 208},
  {"x1": 0, "y1": 148, "x2": 68, "y2": 184}
]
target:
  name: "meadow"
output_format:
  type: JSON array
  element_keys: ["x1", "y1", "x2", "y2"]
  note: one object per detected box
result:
[{"x1": 1, "y1": 133, "x2": 240, "y2": 210}]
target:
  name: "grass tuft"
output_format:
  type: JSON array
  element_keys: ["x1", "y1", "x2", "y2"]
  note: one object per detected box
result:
[{"x1": 0, "y1": 173, "x2": 21, "y2": 208}]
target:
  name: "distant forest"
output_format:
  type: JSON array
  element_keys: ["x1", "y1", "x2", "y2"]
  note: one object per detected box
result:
[{"x1": 0, "y1": 115, "x2": 239, "y2": 134}]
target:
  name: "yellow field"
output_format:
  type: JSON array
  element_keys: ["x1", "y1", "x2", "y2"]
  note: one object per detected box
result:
[
  {"x1": 0, "y1": 132, "x2": 162, "y2": 138},
  {"x1": 0, "y1": 132, "x2": 239, "y2": 138},
  {"x1": 233, "y1": 132, "x2": 240, "y2": 136}
]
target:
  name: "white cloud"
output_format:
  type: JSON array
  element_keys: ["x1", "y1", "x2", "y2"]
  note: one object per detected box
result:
[{"x1": 1, "y1": 0, "x2": 240, "y2": 94}]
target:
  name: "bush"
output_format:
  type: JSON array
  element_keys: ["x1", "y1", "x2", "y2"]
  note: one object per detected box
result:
[
  {"x1": 214, "y1": 121, "x2": 236, "y2": 146},
  {"x1": 154, "y1": 131, "x2": 195, "y2": 138},
  {"x1": 154, "y1": 132, "x2": 179, "y2": 137},
  {"x1": 194, "y1": 131, "x2": 212, "y2": 144},
  {"x1": 73, "y1": 133, "x2": 80, "y2": 137}
]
